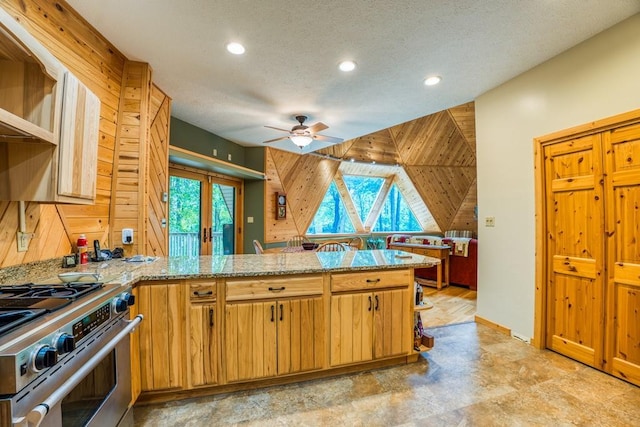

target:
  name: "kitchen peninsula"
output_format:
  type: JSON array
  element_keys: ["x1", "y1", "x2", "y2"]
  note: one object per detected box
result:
[{"x1": 88, "y1": 250, "x2": 436, "y2": 404}]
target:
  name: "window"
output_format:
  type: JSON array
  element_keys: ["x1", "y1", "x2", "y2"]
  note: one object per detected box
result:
[
  {"x1": 307, "y1": 181, "x2": 355, "y2": 234},
  {"x1": 373, "y1": 184, "x2": 421, "y2": 232},
  {"x1": 307, "y1": 175, "x2": 422, "y2": 235}
]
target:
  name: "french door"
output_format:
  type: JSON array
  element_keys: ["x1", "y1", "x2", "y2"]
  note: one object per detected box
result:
[{"x1": 168, "y1": 167, "x2": 242, "y2": 256}]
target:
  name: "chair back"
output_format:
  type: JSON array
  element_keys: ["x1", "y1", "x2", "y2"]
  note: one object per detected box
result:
[
  {"x1": 348, "y1": 237, "x2": 363, "y2": 250},
  {"x1": 287, "y1": 235, "x2": 309, "y2": 247},
  {"x1": 252, "y1": 239, "x2": 264, "y2": 254},
  {"x1": 315, "y1": 241, "x2": 347, "y2": 252}
]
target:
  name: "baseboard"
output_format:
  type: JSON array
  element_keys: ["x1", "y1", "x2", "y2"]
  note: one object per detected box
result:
[{"x1": 474, "y1": 314, "x2": 511, "y2": 336}]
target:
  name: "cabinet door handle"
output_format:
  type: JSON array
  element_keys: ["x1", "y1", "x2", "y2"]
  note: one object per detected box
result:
[
  {"x1": 271, "y1": 305, "x2": 275, "y2": 322},
  {"x1": 375, "y1": 295, "x2": 379, "y2": 311},
  {"x1": 194, "y1": 290, "x2": 213, "y2": 297},
  {"x1": 203, "y1": 227, "x2": 208, "y2": 243},
  {"x1": 368, "y1": 295, "x2": 372, "y2": 311},
  {"x1": 209, "y1": 308, "x2": 214, "y2": 327},
  {"x1": 366, "y1": 278, "x2": 380, "y2": 283},
  {"x1": 268, "y1": 287, "x2": 286, "y2": 292},
  {"x1": 279, "y1": 304, "x2": 284, "y2": 321}
]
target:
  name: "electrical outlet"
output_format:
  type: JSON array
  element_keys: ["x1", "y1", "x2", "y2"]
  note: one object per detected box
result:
[
  {"x1": 16, "y1": 231, "x2": 29, "y2": 252},
  {"x1": 485, "y1": 216, "x2": 495, "y2": 227},
  {"x1": 247, "y1": 216, "x2": 254, "y2": 224},
  {"x1": 122, "y1": 228, "x2": 134, "y2": 244}
]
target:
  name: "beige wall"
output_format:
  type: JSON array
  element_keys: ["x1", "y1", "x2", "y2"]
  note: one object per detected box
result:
[{"x1": 475, "y1": 13, "x2": 640, "y2": 339}]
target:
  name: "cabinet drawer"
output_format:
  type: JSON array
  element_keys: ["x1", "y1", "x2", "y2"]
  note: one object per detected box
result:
[
  {"x1": 331, "y1": 269, "x2": 411, "y2": 292},
  {"x1": 190, "y1": 282, "x2": 216, "y2": 301},
  {"x1": 226, "y1": 275, "x2": 323, "y2": 301}
]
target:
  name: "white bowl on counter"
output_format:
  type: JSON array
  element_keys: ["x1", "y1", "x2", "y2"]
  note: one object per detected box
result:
[{"x1": 58, "y1": 272, "x2": 103, "y2": 283}]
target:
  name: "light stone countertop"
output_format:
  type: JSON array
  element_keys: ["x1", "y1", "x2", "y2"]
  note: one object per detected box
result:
[{"x1": 0, "y1": 250, "x2": 439, "y2": 286}]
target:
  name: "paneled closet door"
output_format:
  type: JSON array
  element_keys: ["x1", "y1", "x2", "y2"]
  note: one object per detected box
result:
[
  {"x1": 543, "y1": 134, "x2": 606, "y2": 369},
  {"x1": 604, "y1": 123, "x2": 640, "y2": 386}
]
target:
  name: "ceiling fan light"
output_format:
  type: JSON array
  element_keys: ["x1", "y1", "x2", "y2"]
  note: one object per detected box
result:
[
  {"x1": 339, "y1": 60, "x2": 357, "y2": 72},
  {"x1": 226, "y1": 42, "x2": 245, "y2": 55},
  {"x1": 424, "y1": 75, "x2": 442, "y2": 86},
  {"x1": 290, "y1": 135, "x2": 313, "y2": 147}
]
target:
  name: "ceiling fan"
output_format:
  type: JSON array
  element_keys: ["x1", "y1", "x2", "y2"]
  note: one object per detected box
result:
[{"x1": 263, "y1": 115, "x2": 343, "y2": 148}]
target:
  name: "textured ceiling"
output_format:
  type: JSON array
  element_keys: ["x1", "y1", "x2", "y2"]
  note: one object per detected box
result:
[{"x1": 66, "y1": 0, "x2": 640, "y2": 154}]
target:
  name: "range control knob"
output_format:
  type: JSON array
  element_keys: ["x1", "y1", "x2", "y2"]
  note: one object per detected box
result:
[
  {"x1": 124, "y1": 292, "x2": 135, "y2": 306},
  {"x1": 113, "y1": 297, "x2": 128, "y2": 314},
  {"x1": 55, "y1": 334, "x2": 75, "y2": 354},
  {"x1": 33, "y1": 346, "x2": 57, "y2": 371}
]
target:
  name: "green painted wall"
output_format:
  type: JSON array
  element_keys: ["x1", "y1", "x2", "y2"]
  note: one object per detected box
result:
[{"x1": 170, "y1": 117, "x2": 265, "y2": 253}]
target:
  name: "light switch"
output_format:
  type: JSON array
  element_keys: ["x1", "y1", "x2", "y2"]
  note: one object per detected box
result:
[
  {"x1": 227, "y1": 154, "x2": 232, "y2": 161},
  {"x1": 213, "y1": 148, "x2": 217, "y2": 157},
  {"x1": 247, "y1": 217, "x2": 254, "y2": 224}
]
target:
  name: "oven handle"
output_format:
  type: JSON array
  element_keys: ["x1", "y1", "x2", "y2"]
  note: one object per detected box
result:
[{"x1": 14, "y1": 314, "x2": 144, "y2": 427}]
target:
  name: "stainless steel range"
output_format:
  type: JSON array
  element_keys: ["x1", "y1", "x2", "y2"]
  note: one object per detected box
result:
[{"x1": 0, "y1": 282, "x2": 142, "y2": 427}]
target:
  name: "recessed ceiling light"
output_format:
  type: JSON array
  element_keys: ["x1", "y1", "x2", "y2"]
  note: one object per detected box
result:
[
  {"x1": 339, "y1": 60, "x2": 357, "y2": 72},
  {"x1": 424, "y1": 76, "x2": 442, "y2": 86},
  {"x1": 226, "y1": 42, "x2": 245, "y2": 55}
]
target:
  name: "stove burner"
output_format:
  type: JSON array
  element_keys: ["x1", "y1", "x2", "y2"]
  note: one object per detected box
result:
[
  {"x1": 0, "y1": 309, "x2": 45, "y2": 335},
  {"x1": 0, "y1": 283, "x2": 103, "y2": 300}
]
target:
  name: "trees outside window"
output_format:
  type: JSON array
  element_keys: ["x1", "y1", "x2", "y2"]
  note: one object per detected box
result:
[
  {"x1": 373, "y1": 184, "x2": 421, "y2": 232},
  {"x1": 307, "y1": 181, "x2": 355, "y2": 234}
]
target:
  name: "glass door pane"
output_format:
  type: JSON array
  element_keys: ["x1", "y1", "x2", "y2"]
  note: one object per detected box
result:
[
  {"x1": 169, "y1": 175, "x2": 202, "y2": 256},
  {"x1": 212, "y1": 183, "x2": 235, "y2": 255}
]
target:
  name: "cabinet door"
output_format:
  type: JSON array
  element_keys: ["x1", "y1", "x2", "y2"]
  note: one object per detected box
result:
[
  {"x1": 604, "y1": 123, "x2": 640, "y2": 386},
  {"x1": 543, "y1": 135, "x2": 605, "y2": 368},
  {"x1": 137, "y1": 283, "x2": 185, "y2": 391},
  {"x1": 373, "y1": 289, "x2": 410, "y2": 359},
  {"x1": 225, "y1": 301, "x2": 277, "y2": 382},
  {"x1": 189, "y1": 303, "x2": 218, "y2": 387},
  {"x1": 58, "y1": 72, "x2": 100, "y2": 200},
  {"x1": 277, "y1": 297, "x2": 325, "y2": 375},
  {"x1": 330, "y1": 293, "x2": 373, "y2": 366}
]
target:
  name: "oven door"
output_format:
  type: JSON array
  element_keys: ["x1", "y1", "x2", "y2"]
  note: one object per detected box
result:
[{"x1": 12, "y1": 314, "x2": 142, "y2": 427}]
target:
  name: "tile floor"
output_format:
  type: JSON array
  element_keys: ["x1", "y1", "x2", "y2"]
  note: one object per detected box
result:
[{"x1": 133, "y1": 322, "x2": 640, "y2": 426}]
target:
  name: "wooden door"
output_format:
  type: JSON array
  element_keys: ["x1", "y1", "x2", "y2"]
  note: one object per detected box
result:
[
  {"x1": 373, "y1": 289, "x2": 410, "y2": 359},
  {"x1": 277, "y1": 297, "x2": 325, "y2": 375},
  {"x1": 189, "y1": 303, "x2": 218, "y2": 387},
  {"x1": 543, "y1": 134, "x2": 606, "y2": 368},
  {"x1": 330, "y1": 293, "x2": 373, "y2": 366},
  {"x1": 604, "y1": 123, "x2": 640, "y2": 386},
  {"x1": 137, "y1": 283, "x2": 185, "y2": 391},
  {"x1": 225, "y1": 301, "x2": 277, "y2": 382},
  {"x1": 58, "y1": 72, "x2": 100, "y2": 200}
]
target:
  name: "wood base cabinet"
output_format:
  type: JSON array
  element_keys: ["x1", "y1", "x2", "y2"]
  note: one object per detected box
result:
[
  {"x1": 536, "y1": 110, "x2": 640, "y2": 386},
  {"x1": 225, "y1": 296, "x2": 324, "y2": 382}
]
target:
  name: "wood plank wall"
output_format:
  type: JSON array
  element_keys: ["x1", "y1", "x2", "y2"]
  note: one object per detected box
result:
[
  {"x1": 110, "y1": 61, "x2": 151, "y2": 256},
  {"x1": 0, "y1": 0, "x2": 126, "y2": 267},
  {"x1": 146, "y1": 85, "x2": 171, "y2": 256},
  {"x1": 266, "y1": 102, "x2": 478, "y2": 242}
]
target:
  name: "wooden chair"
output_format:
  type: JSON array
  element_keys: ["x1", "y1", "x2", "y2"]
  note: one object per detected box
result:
[
  {"x1": 315, "y1": 241, "x2": 347, "y2": 252},
  {"x1": 252, "y1": 239, "x2": 264, "y2": 254},
  {"x1": 348, "y1": 237, "x2": 364, "y2": 250},
  {"x1": 287, "y1": 235, "x2": 310, "y2": 247}
]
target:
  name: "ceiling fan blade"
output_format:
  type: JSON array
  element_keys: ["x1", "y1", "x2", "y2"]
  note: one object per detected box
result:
[
  {"x1": 314, "y1": 134, "x2": 344, "y2": 143},
  {"x1": 306, "y1": 122, "x2": 328, "y2": 134},
  {"x1": 264, "y1": 125, "x2": 292, "y2": 132},
  {"x1": 263, "y1": 136, "x2": 290, "y2": 144}
]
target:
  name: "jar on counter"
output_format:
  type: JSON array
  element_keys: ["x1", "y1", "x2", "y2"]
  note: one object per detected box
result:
[{"x1": 77, "y1": 234, "x2": 89, "y2": 264}]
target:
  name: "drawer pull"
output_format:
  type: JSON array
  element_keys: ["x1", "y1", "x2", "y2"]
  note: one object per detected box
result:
[
  {"x1": 366, "y1": 279, "x2": 380, "y2": 283},
  {"x1": 268, "y1": 286, "x2": 286, "y2": 292},
  {"x1": 209, "y1": 308, "x2": 214, "y2": 327},
  {"x1": 193, "y1": 290, "x2": 213, "y2": 297}
]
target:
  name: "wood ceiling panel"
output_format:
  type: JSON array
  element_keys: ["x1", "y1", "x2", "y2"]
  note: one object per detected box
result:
[
  {"x1": 282, "y1": 155, "x2": 340, "y2": 233},
  {"x1": 338, "y1": 161, "x2": 399, "y2": 178},
  {"x1": 449, "y1": 178, "x2": 477, "y2": 233},
  {"x1": 264, "y1": 148, "x2": 300, "y2": 242},
  {"x1": 343, "y1": 131, "x2": 400, "y2": 165},
  {"x1": 391, "y1": 111, "x2": 475, "y2": 167},
  {"x1": 316, "y1": 139, "x2": 356, "y2": 159},
  {"x1": 269, "y1": 147, "x2": 300, "y2": 181},
  {"x1": 448, "y1": 102, "x2": 476, "y2": 154},
  {"x1": 405, "y1": 165, "x2": 475, "y2": 231}
]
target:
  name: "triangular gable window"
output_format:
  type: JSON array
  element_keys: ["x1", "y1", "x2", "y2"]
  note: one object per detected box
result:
[
  {"x1": 307, "y1": 181, "x2": 355, "y2": 234},
  {"x1": 373, "y1": 184, "x2": 421, "y2": 232},
  {"x1": 343, "y1": 175, "x2": 384, "y2": 224}
]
